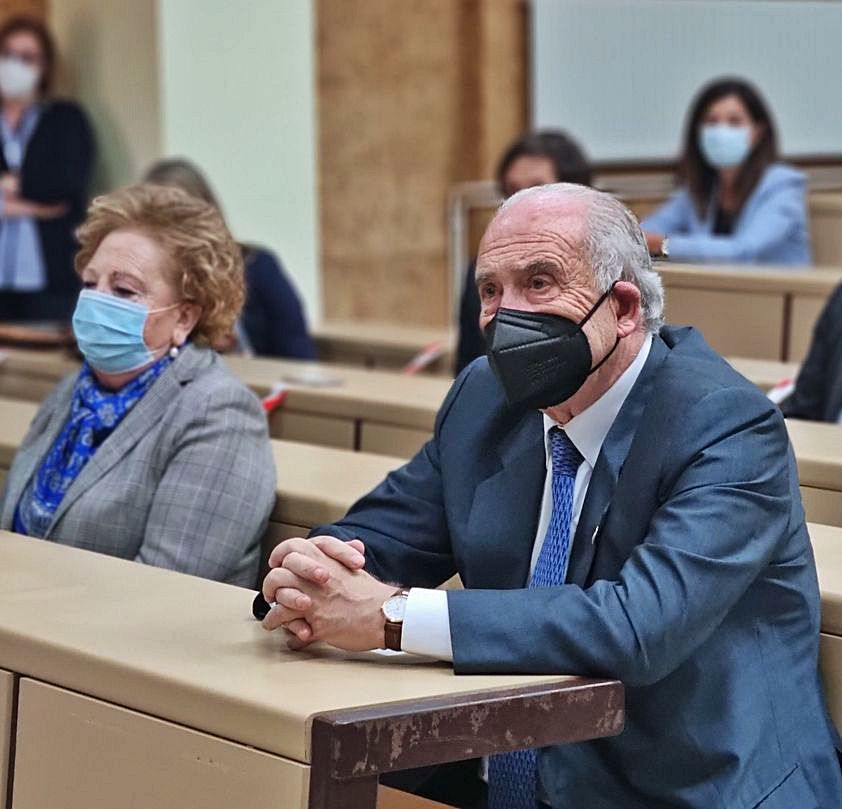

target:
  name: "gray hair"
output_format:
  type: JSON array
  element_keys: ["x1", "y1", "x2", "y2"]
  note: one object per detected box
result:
[{"x1": 500, "y1": 183, "x2": 664, "y2": 333}]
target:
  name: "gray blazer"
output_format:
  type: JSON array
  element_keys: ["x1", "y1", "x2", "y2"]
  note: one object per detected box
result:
[{"x1": 1, "y1": 344, "x2": 276, "y2": 587}]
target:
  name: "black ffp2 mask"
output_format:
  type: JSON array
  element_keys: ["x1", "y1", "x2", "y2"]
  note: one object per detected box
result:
[{"x1": 484, "y1": 283, "x2": 618, "y2": 411}]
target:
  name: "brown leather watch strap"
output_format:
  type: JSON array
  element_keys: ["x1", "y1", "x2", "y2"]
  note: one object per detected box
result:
[{"x1": 384, "y1": 620, "x2": 403, "y2": 652}]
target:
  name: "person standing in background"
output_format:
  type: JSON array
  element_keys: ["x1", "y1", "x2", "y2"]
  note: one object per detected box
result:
[
  {"x1": 455, "y1": 130, "x2": 593, "y2": 374},
  {"x1": 144, "y1": 158, "x2": 316, "y2": 360},
  {"x1": 642, "y1": 77, "x2": 810, "y2": 266},
  {"x1": 0, "y1": 16, "x2": 95, "y2": 322}
]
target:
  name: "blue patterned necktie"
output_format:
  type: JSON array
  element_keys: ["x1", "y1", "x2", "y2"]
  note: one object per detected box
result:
[{"x1": 488, "y1": 426, "x2": 583, "y2": 809}]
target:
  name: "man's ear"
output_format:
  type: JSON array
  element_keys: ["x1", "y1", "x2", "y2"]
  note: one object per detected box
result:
[{"x1": 611, "y1": 281, "x2": 642, "y2": 338}]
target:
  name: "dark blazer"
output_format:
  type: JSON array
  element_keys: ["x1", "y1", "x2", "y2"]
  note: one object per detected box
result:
[
  {"x1": 240, "y1": 246, "x2": 316, "y2": 360},
  {"x1": 781, "y1": 284, "x2": 842, "y2": 422},
  {"x1": 0, "y1": 345, "x2": 276, "y2": 587},
  {"x1": 455, "y1": 260, "x2": 483, "y2": 375},
  {"x1": 0, "y1": 99, "x2": 95, "y2": 310},
  {"x1": 313, "y1": 326, "x2": 842, "y2": 808}
]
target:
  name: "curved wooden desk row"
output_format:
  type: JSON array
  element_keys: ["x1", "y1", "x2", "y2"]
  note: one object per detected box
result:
[
  {"x1": 0, "y1": 533, "x2": 623, "y2": 809},
  {"x1": 806, "y1": 523, "x2": 842, "y2": 736},
  {"x1": 0, "y1": 348, "x2": 450, "y2": 458},
  {"x1": 0, "y1": 396, "x2": 402, "y2": 548},
  {"x1": 312, "y1": 320, "x2": 455, "y2": 374},
  {"x1": 786, "y1": 420, "x2": 842, "y2": 530},
  {"x1": 659, "y1": 264, "x2": 842, "y2": 364},
  {"x1": 0, "y1": 346, "x2": 806, "y2": 465}
]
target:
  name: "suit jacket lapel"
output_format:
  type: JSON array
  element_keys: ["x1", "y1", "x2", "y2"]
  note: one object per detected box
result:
[
  {"x1": 566, "y1": 335, "x2": 669, "y2": 586},
  {"x1": 1, "y1": 378, "x2": 75, "y2": 530},
  {"x1": 45, "y1": 346, "x2": 208, "y2": 535},
  {"x1": 466, "y1": 410, "x2": 545, "y2": 589}
]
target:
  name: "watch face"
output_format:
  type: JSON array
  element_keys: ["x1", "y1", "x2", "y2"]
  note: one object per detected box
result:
[{"x1": 383, "y1": 594, "x2": 408, "y2": 622}]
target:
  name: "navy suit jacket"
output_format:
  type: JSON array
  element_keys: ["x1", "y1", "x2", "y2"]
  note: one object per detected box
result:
[
  {"x1": 313, "y1": 326, "x2": 842, "y2": 808},
  {"x1": 240, "y1": 246, "x2": 316, "y2": 360},
  {"x1": 781, "y1": 283, "x2": 842, "y2": 423}
]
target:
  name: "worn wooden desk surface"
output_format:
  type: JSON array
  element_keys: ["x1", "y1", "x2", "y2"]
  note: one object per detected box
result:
[
  {"x1": 786, "y1": 420, "x2": 842, "y2": 492},
  {"x1": 659, "y1": 264, "x2": 842, "y2": 363},
  {"x1": 811, "y1": 523, "x2": 842, "y2": 636},
  {"x1": 312, "y1": 320, "x2": 455, "y2": 373},
  {"x1": 0, "y1": 396, "x2": 401, "y2": 531},
  {"x1": 223, "y1": 354, "x2": 450, "y2": 431},
  {"x1": 0, "y1": 348, "x2": 446, "y2": 456},
  {"x1": 726, "y1": 357, "x2": 799, "y2": 392},
  {"x1": 660, "y1": 264, "x2": 842, "y2": 295},
  {"x1": 808, "y1": 522, "x2": 842, "y2": 735},
  {"x1": 0, "y1": 533, "x2": 623, "y2": 808}
]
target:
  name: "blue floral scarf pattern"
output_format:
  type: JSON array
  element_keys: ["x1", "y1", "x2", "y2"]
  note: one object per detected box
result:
[{"x1": 14, "y1": 356, "x2": 172, "y2": 537}]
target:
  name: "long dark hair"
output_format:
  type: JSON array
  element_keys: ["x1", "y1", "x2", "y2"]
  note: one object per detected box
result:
[
  {"x1": 496, "y1": 130, "x2": 593, "y2": 196},
  {"x1": 0, "y1": 16, "x2": 56, "y2": 96},
  {"x1": 680, "y1": 77, "x2": 778, "y2": 217}
]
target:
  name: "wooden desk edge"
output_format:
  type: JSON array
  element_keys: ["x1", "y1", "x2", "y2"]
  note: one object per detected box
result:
[{"x1": 307, "y1": 676, "x2": 624, "y2": 805}]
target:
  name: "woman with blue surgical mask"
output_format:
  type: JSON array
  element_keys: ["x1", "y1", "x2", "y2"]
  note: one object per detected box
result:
[
  {"x1": 641, "y1": 77, "x2": 810, "y2": 265},
  {"x1": 0, "y1": 184, "x2": 276, "y2": 588}
]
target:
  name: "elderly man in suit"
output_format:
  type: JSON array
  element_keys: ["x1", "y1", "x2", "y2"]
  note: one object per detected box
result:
[{"x1": 261, "y1": 184, "x2": 842, "y2": 808}]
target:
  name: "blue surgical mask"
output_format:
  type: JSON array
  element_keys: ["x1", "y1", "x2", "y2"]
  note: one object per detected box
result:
[
  {"x1": 699, "y1": 124, "x2": 752, "y2": 169},
  {"x1": 72, "y1": 290, "x2": 179, "y2": 374}
]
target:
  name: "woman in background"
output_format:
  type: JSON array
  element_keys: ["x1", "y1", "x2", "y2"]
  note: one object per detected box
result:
[
  {"x1": 641, "y1": 77, "x2": 810, "y2": 265},
  {"x1": 0, "y1": 16, "x2": 95, "y2": 321},
  {"x1": 144, "y1": 158, "x2": 316, "y2": 359},
  {"x1": 1, "y1": 185, "x2": 276, "y2": 587},
  {"x1": 455, "y1": 130, "x2": 593, "y2": 374}
]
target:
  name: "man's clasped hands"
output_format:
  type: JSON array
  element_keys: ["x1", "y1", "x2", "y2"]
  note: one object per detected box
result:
[{"x1": 260, "y1": 536, "x2": 399, "y2": 652}]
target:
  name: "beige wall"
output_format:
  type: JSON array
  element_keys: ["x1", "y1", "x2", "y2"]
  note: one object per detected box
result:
[
  {"x1": 50, "y1": 0, "x2": 161, "y2": 193},
  {"x1": 317, "y1": 0, "x2": 526, "y2": 327},
  {"x1": 46, "y1": 0, "x2": 320, "y2": 319},
  {"x1": 157, "y1": 0, "x2": 320, "y2": 321},
  {"x1": 45, "y1": 1, "x2": 527, "y2": 327}
]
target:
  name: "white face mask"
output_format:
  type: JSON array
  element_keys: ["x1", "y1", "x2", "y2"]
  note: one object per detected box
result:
[
  {"x1": 698, "y1": 124, "x2": 752, "y2": 169},
  {"x1": 0, "y1": 56, "x2": 39, "y2": 99}
]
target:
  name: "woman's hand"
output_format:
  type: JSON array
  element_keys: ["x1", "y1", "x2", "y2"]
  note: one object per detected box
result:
[
  {"x1": 0, "y1": 172, "x2": 20, "y2": 196},
  {"x1": 2, "y1": 194, "x2": 68, "y2": 220},
  {"x1": 644, "y1": 231, "x2": 665, "y2": 257}
]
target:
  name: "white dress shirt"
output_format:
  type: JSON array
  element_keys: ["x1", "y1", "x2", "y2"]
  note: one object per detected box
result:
[{"x1": 401, "y1": 334, "x2": 653, "y2": 661}]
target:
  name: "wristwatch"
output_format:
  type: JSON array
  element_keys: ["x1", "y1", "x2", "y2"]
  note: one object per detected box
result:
[{"x1": 381, "y1": 588, "x2": 410, "y2": 651}]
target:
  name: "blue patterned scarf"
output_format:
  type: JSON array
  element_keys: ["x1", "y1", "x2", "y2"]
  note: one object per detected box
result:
[{"x1": 14, "y1": 356, "x2": 172, "y2": 537}]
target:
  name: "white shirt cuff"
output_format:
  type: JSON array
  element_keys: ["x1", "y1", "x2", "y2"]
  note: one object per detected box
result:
[{"x1": 400, "y1": 587, "x2": 453, "y2": 661}]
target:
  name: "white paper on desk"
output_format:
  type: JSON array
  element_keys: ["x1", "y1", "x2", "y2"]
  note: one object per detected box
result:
[
  {"x1": 277, "y1": 368, "x2": 344, "y2": 388},
  {"x1": 0, "y1": 351, "x2": 7, "y2": 365}
]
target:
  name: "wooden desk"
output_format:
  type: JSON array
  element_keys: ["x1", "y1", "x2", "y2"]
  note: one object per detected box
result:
[
  {"x1": 660, "y1": 264, "x2": 842, "y2": 362},
  {"x1": 0, "y1": 323, "x2": 73, "y2": 350},
  {"x1": 0, "y1": 348, "x2": 78, "y2": 403},
  {"x1": 0, "y1": 395, "x2": 401, "y2": 544},
  {"x1": 810, "y1": 193, "x2": 842, "y2": 267},
  {"x1": 0, "y1": 534, "x2": 623, "y2": 808},
  {"x1": 806, "y1": 522, "x2": 842, "y2": 733},
  {"x1": 313, "y1": 320, "x2": 455, "y2": 374},
  {"x1": 0, "y1": 668, "x2": 12, "y2": 805},
  {"x1": 0, "y1": 349, "x2": 444, "y2": 458},
  {"x1": 726, "y1": 357, "x2": 799, "y2": 393},
  {"x1": 224, "y1": 355, "x2": 447, "y2": 456},
  {"x1": 786, "y1": 420, "x2": 842, "y2": 528}
]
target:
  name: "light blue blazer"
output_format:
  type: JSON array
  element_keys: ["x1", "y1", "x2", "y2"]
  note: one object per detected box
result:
[{"x1": 641, "y1": 163, "x2": 811, "y2": 265}]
